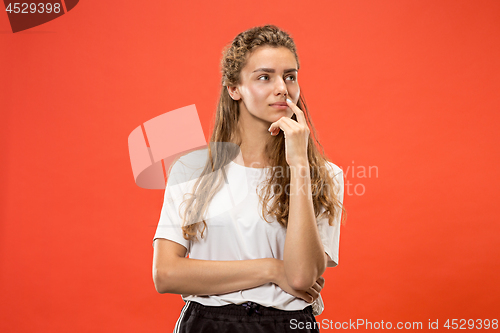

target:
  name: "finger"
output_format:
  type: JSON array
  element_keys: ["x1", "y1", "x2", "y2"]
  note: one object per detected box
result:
[
  {"x1": 316, "y1": 276, "x2": 325, "y2": 288},
  {"x1": 306, "y1": 290, "x2": 319, "y2": 303},
  {"x1": 303, "y1": 292, "x2": 315, "y2": 303},
  {"x1": 308, "y1": 285, "x2": 320, "y2": 298},
  {"x1": 279, "y1": 116, "x2": 302, "y2": 129},
  {"x1": 269, "y1": 118, "x2": 294, "y2": 136},
  {"x1": 312, "y1": 277, "x2": 325, "y2": 290},
  {"x1": 286, "y1": 98, "x2": 307, "y2": 125},
  {"x1": 296, "y1": 291, "x2": 312, "y2": 303},
  {"x1": 269, "y1": 118, "x2": 292, "y2": 133},
  {"x1": 273, "y1": 117, "x2": 304, "y2": 136},
  {"x1": 311, "y1": 278, "x2": 325, "y2": 294},
  {"x1": 309, "y1": 282, "x2": 321, "y2": 294}
]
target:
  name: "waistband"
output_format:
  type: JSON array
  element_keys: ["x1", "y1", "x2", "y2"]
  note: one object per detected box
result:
[{"x1": 187, "y1": 301, "x2": 313, "y2": 317}]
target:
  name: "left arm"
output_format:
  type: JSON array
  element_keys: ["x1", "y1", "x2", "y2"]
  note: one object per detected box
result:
[
  {"x1": 284, "y1": 164, "x2": 327, "y2": 290},
  {"x1": 269, "y1": 98, "x2": 330, "y2": 291}
]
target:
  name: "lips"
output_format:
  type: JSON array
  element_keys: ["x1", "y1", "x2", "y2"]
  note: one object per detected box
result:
[{"x1": 270, "y1": 102, "x2": 288, "y2": 106}]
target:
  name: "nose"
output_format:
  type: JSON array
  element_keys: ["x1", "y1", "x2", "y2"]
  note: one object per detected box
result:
[{"x1": 274, "y1": 77, "x2": 288, "y2": 97}]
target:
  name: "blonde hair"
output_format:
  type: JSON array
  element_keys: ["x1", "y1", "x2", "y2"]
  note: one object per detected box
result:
[{"x1": 170, "y1": 25, "x2": 346, "y2": 241}]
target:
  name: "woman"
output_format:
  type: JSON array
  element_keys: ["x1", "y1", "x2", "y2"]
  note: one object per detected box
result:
[{"x1": 152, "y1": 25, "x2": 346, "y2": 333}]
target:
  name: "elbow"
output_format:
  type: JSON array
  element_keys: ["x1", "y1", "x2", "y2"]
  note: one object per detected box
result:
[
  {"x1": 287, "y1": 263, "x2": 326, "y2": 291},
  {"x1": 288, "y1": 275, "x2": 316, "y2": 291},
  {"x1": 286, "y1": 270, "x2": 317, "y2": 291},
  {"x1": 153, "y1": 269, "x2": 165, "y2": 294},
  {"x1": 153, "y1": 268, "x2": 172, "y2": 294}
]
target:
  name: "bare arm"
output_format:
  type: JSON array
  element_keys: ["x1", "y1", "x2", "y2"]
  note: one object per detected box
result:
[
  {"x1": 284, "y1": 165, "x2": 327, "y2": 290},
  {"x1": 153, "y1": 238, "x2": 275, "y2": 295},
  {"x1": 152, "y1": 238, "x2": 324, "y2": 302},
  {"x1": 270, "y1": 99, "x2": 329, "y2": 290}
]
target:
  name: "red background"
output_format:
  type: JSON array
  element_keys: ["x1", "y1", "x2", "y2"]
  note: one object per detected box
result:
[{"x1": 1, "y1": 0, "x2": 499, "y2": 331}]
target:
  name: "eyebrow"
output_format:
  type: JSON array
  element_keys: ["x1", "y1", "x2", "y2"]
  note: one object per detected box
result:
[{"x1": 252, "y1": 68, "x2": 298, "y2": 74}]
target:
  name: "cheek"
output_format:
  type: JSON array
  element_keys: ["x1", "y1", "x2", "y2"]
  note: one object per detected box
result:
[
  {"x1": 243, "y1": 87, "x2": 262, "y2": 110},
  {"x1": 243, "y1": 85, "x2": 267, "y2": 105},
  {"x1": 290, "y1": 85, "x2": 300, "y2": 100}
]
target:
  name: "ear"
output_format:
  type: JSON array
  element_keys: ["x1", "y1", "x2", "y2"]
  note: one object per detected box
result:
[{"x1": 227, "y1": 86, "x2": 241, "y2": 101}]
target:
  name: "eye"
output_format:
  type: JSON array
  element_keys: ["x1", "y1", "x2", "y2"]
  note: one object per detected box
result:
[
  {"x1": 286, "y1": 75, "x2": 296, "y2": 82},
  {"x1": 258, "y1": 75, "x2": 269, "y2": 81}
]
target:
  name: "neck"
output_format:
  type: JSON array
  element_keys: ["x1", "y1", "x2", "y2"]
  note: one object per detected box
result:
[{"x1": 235, "y1": 111, "x2": 274, "y2": 168}]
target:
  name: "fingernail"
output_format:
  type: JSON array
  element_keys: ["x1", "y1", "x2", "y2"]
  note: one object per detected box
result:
[
  {"x1": 268, "y1": 125, "x2": 272, "y2": 132},
  {"x1": 286, "y1": 98, "x2": 292, "y2": 103}
]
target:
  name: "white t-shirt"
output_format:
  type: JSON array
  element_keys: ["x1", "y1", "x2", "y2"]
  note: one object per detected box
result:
[{"x1": 152, "y1": 149, "x2": 343, "y2": 311}]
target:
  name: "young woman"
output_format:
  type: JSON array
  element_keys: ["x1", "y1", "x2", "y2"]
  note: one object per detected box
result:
[{"x1": 152, "y1": 25, "x2": 346, "y2": 333}]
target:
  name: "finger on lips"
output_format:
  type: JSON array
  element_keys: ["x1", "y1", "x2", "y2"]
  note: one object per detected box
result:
[{"x1": 286, "y1": 98, "x2": 308, "y2": 125}]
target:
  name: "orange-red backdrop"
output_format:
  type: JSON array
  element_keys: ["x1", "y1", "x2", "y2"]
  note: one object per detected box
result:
[{"x1": 1, "y1": 0, "x2": 499, "y2": 332}]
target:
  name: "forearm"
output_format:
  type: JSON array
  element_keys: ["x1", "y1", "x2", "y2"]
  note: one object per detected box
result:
[
  {"x1": 155, "y1": 257, "x2": 274, "y2": 296},
  {"x1": 284, "y1": 165, "x2": 326, "y2": 290}
]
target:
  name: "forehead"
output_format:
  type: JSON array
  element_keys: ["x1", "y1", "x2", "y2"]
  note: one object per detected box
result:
[{"x1": 243, "y1": 46, "x2": 297, "y2": 72}]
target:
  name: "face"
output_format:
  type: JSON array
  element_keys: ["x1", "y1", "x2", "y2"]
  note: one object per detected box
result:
[{"x1": 228, "y1": 46, "x2": 300, "y2": 124}]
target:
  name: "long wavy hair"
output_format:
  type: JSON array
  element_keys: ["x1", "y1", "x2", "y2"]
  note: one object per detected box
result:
[{"x1": 170, "y1": 25, "x2": 346, "y2": 241}]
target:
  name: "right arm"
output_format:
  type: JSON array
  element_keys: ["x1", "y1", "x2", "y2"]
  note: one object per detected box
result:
[
  {"x1": 152, "y1": 238, "x2": 275, "y2": 296},
  {"x1": 152, "y1": 238, "x2": 323, "y2": 302}
]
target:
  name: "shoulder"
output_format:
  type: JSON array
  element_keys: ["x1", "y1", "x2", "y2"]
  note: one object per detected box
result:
[
  {"x1": 323, "y1": 161, "x2": 343, "y2": 181},
  {"x1": 173, "y1": 148, "x2": 208, "y2": 170},
  {"x1": 167, "y1": 148, "x2": 209, "y2": 185}
]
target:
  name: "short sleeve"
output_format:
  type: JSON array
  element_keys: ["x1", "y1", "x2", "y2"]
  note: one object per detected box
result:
[
  {"x1": 317, "y1": 162, "x2": 344, "y2": 267},
  {"x1": 151, "y1": 160, "x2": 192, "y2": 254}
]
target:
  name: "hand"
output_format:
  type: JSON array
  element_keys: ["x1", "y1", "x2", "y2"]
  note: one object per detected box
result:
[
  {"x1": 270, "y1": 259, "x2": 325, "y2": 303},
  {"x1": 268, "y1": 98, "x2": 310, "y2": 167}
]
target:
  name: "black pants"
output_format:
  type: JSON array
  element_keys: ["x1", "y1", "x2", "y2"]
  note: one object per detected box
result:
[{"x1": 174, "y1": 300, "x2": 321, "y2": 333}]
